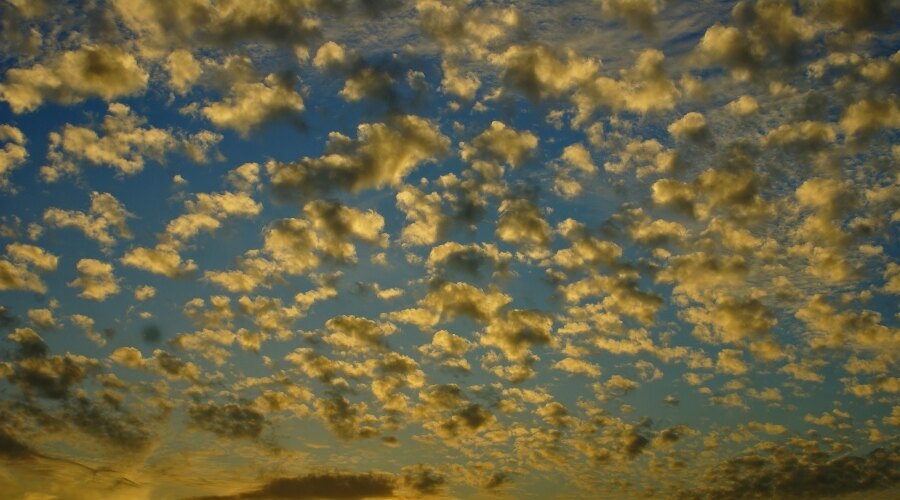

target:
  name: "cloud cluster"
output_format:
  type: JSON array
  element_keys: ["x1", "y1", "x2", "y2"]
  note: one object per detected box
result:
[
  {"x1": 41, "y1": 103, "x2": 222, "y2": 181},
  {"x1": 0, "y1": 0, "x2": 898, "y2": 498},
  {"x1": 0, "y1": 45, "x2": 147, "y2": 113},
  {"x1": 268, "y1": 115, "x2": 449, "y2": 196}
]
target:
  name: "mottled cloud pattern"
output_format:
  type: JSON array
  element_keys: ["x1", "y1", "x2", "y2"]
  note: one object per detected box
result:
[{"x1": 0, "y1": 1, "x2": 898, "y2": 499}]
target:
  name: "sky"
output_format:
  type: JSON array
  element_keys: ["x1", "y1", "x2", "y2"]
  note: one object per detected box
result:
[{"x1": 0, "y1": 0, "x2": 898, "y2": 499}]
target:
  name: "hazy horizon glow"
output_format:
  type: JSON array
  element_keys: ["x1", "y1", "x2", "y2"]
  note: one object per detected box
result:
[{"x1": 0, "y1": 1, "x2": 898, "y2": 499}]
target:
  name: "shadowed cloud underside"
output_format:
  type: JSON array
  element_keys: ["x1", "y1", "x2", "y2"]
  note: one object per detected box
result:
[{"x1": 0, "y1": 1, "x2": 898, "y2": 499}]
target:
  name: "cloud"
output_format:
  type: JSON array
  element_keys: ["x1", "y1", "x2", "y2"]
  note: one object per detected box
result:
[
  {"x1": 0, "y1": 427, "x2": 37, "y2": 460},
  {"x1": 395, "y1": 185, "x2": 448, "y2": 246},
  {"x1": 303, "y1": 200, "x2": 389, "y2": 262},
  {"x1": 599, "y1": 0, "x2": 663, "y2": 36},
  {"x1": 656, "y1": 251, "x2": 748, "y2": 302},
  {"x1": 5, "y1": 242, "x2": 58, "y2": 271},
  {"x1": 268, "y1": 115, "x2": 449, "y2": 196},
  {"x1": 226, "y1": 162, "x2": 262, "y2": 192},
  {"x1": 883, "y1": 262, "x2": 900, "y2": 294},
  {"x1": 440, "y1": 60, "x2": 480, "y2": 100},
  {"x1": 188, "y1": 401, "x2": 266, "y2": 440},
  {"x1": 809, "y1": 0, "x2": 897, "y2": 32},
  {"x1": 417, "y1": 0, "x2": 520, "y2": 58},
  {"x1": 460, "y1": 121, "x2": 538, "y2": 168},
  {"x1": 419, "y1": 329, "x2": 474, "y2": 371},
  {"x1": 401, "y1": 464, "x2": 446, "y2": 495},
  {"x1": 795, "y1": 294, "x2": 898, "y2": 353},
  {"x1": 26, "y1": 308, "x2": 57, "y2": 330},
  {"x1": 0, "y1": 45, "x2": 148, "y2": 113},
  {"x1": 682, "y1": 296, "x2": 778, "y2": 356},
  {"x1": 603, "y1": 137, "x2": 678, "y2": 177},
  {"x1": 715, "y1": 348, "x2": 749, "y2": 375},
  {"x1": 65, "y1": 395, "x2": 155, "y2": 451},
  {"x1": 668, "y1": 112, "x2": 709, "y2": 142},
  {"x1": 67, "y1": 259, "x2": 120, "y2": 301},
  {"x1": 491, "y1": 43, "x2": 599, "y2": 101},
  {"x1": 0, "y1": 124, "x2": 27, "y2": 192},
  {"x1": 121, "y1": 243, "x2": 198, "y2": 278},
  {"x1": 69, "y1": 314, "x2": 106, "y2": 346},
  {"x1": 165, "y1": 190, "x2": 261, "y2": 242},
  {"x1": 692, "y1": 1, "x2": 816, "y2": 79},
  {"x1": 0, "y1": 1, "x2": 898, "y2": 497},
  {"x1": 315, "y1": 394, "x2": 379, "y2": 440},
  {"x1": 134, "y1": 285, "x2": 156, "y2": 301},
  {"x1": 433, "y1": 402, "x2": 496, "y2": 441},
  {"x1": 481, "y1": 309, "x2": 553, "y2": 362},
  {"x1": 192, "y1": 470, "x2": 397, "y2": 499},
  {"x1": 763, "y1": 120, "x2": 836, "y2": 153},
  {"x1": 313, "y1": 41, "x2": 351, "y2": 72},
  {"x1": 553, "y1": 357, "x2": 601, "y2": 377},
  {"x1": 0, "y1": 243, "x2": 58, "y2": 293},
  {"x1": 573, "y1": 48, "x2": 679, "y2": 123},
  {"x1": 165, "y1": 49, "x2": 202, "y2": 93},
  {"x1": 41, "y1": 103, "x2": 221, "y2": 181},
  {"x1": 553, "y1": 218, "x2": 622, "y2": 269},
  {"x1": 560, "y1": 143, "x2": 597, "y2": 174},
  {"x1": 618, "y1": 207, "x2": 688, "y2": 245},
  {"x1": 310, "y1": 41, "x2": 397, "y2": 104},
  {"x1": 261, "y1": 218, "x2": 320, "y2": 275},
  {"x1": 392, "y1": 280, "x2": 511, "y2": 329},
  {"x1": 0, "y1": 258, "x2": 50, "y2": 294},
  {"x1": 202, "y1": 199, "x2": 382, "y2": 292},
  {"x1": 426, "y1": 241, "x2": 510, "y2": 278},
  {"x1": 202, "y1": 73, "x2": 304, "y2": 136},
  {"x1": 725, "y1": 95, "x2": 759, "y2": 115},
  {"x1": 560, "y1": 273, "x2": 662, "y2": 325},
  {"x1": 110, "y1": 347, "x2": 201, "y2": 382},
  {"x1": 496, "y1": 198, "x2": 552, "y2": 258},
  {"x1": 679, "y1": 444, "x2": 900, "y2": 499},
  {"x1": 7, "y1": 326, "x2": 48, "y2": 359},
  {"x1": 338, "y1": 67, "x2": 394, "y2": 103},
  {"x1": 4, "y1": 330, "x2": 99, "y2": 399},
  {"x1": 322, "y1": 315, "x2": 397, "y2": 352},
  {"x1": 113, "y1": 0, "x2": 322, "y2": 55},
  {"x1": 43, "y1": 192, "x2": 133, "y2": 247},
  {"x1": 553, "y1": 143, "x2": 599, "y2": 198},
  {"x1": 839, "y1": 97, "x2": 900, "y2": 140}
]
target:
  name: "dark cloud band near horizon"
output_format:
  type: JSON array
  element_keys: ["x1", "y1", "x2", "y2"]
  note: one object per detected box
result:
[{"x1": 0, "y1": 0, "x2": 898, "y2": 498}]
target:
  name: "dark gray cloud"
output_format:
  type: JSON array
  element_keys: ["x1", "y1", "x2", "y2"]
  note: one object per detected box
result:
[
  {"x1": 7, "y1": 354, "x2": 97, "y2": 400},
  {"x1": 0, "y1": 305, "x2": 17, "y2": 329},
  {"x1": 190, "y1": 470, "x2": 397, "y2": 499},
  {"x1": 623, "y1": 432, "x2": 650, "y2": 458},
  {"x1": 482, "y1": 471, "x2": 511, "y2": 490},
  {"x1": 66, "y1": 396, "x2": 155, "y2": 451},
  {"x1": 315, "y1": 394, "x2": 378, "y2": 440},
  {"x1": 8, "y1": 327, "x2": 48, "y2": 359},
  {"x1": 141, "y1": 324, "x2": 162, "y2": 343},
  {"x1": 810, "y1": 0, "x2": 898, "y2": 32},
  {"x1": 677, "y1": 444, "x2": 900, "y2": 499},
  {"x1": 401, "y1": 464, "x2": 446, "y2": 495},
  {"x1": 0, "y1": 427, "x2": 36, "y2": 460},
  {"x1": 188, "y1": 402, "x2": 266, "y2": 440},
  {"x1": 437, "y1": 403, "x2": 494, "y2": 439}
]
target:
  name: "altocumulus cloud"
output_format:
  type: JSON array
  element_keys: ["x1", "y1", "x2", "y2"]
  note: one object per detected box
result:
[{"x1": 0, "y1": 0, "x2": 898, "y2": 498}]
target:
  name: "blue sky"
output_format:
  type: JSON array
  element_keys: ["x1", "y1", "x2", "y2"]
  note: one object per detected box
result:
[{"x1": 0, "y1": 1, "x2": 898, "y2": 499}]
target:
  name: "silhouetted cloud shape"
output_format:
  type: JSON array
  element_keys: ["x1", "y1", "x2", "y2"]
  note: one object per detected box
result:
[
  {"x1": 188, "y1": 402, "x2": 266, "y2": 440},
  {"x1": 0, "y1": 428, "x2": 36, "y2": 459},
  {"x1": 189, "y1": 471, "x2": 397, "y2": 499},
  {"x1": 141, "y1": 324, "x2": 162, "y2": 343},
  {"x1": 677, "y1": 445, "x2": 900, "y2": 499}
]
